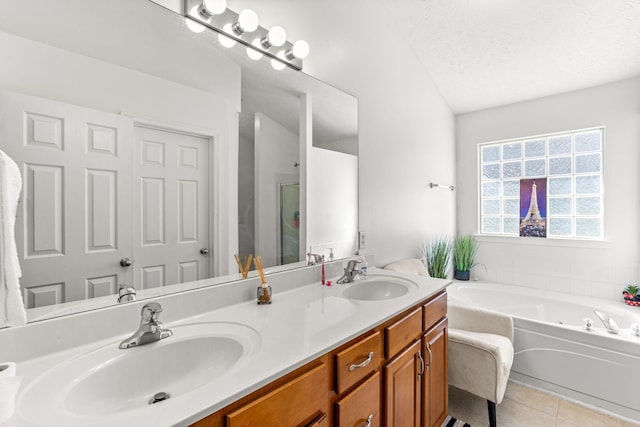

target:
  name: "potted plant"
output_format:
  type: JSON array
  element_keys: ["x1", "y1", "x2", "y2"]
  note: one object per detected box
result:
[
  {"x1": 623, "y1": 285, "x2": 639, "y2": 305},
  {"x1": 424, "y1": 237, "x2": 452, "y2": 279},
  {"x1": 453, "y1": 235, "x2": 477, "y2": 281}
]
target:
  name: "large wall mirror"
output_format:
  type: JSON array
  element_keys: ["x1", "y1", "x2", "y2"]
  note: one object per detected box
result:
[{"x1": 0, "y1": 0, "x2": 358, "y2": 326}]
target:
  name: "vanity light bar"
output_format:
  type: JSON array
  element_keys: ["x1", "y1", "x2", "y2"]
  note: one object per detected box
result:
[{"x1": 183, "y1": 0, "x2": 307, "y2": 71}]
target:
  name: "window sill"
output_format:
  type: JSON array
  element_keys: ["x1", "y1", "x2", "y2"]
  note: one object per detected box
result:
[{"x1": 474, "y1": 234, "x2": 612, "y2": 249}]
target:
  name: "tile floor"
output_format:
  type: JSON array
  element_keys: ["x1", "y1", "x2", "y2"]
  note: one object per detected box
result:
[{"x1": 447, "y1": 381, "x2": 640, "y2": 427}]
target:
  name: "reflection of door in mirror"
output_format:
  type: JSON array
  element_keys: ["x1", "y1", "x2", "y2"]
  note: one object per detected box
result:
[
  {"x1": 0, "y1": 91, "x2": 133, "y2": 309},
  {"x1": 133, "y1": 126, "x2": 212, "y2": 290},
  {"x1": 279, "y1": 183, "x2": 300, "y2": 265},
  {"x1": 0, "y1": 91, "x2": 214, "y2": 309}
]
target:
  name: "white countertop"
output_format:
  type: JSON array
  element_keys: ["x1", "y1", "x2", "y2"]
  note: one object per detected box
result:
[{"x1": 7, "y1": 268, "x2": 450, "y2": 427}]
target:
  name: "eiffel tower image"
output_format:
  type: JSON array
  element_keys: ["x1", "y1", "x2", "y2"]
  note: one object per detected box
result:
[{"x1": 520, "y1": 180, "x2": 546, "y2": 237}]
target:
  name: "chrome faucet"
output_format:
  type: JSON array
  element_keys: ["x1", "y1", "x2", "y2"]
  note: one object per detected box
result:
[
  {"x1": 337, "y1": 260, "x2": 362, "y2": 284},
  {"x1": 117, "y1": 286, "x2": 136, "y2": 303},
  {"x1": 594, "y1": 310, "x2": 620, "y2": 334},
  {"x1": 119, "y1": 302, "x2": 173, "y2": 349},
  {"x1": 307, "y1": 252, "x2": 323, "y2": 266}
]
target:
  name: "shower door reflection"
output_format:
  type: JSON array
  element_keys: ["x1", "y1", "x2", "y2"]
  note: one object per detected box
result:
[{"x1": 279, "y1": 183, "x2": 300, "y2": 265}]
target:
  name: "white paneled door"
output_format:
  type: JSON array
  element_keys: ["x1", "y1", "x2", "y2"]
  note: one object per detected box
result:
[
  {"x1": 0, "y1": 91, "x2": 133, "y2": 308},
  {"x1": 133, "y1": 126, "x2": 210, "y2": 290},
  {"x1": 0, "y1": 92, "x2": 212, "y2": 309}
]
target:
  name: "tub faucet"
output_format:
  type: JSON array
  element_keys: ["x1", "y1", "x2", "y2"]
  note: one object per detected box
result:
[
  {"x1": 593, "y1": 310, "x2": 620, "y2": 334},
  {"x1": 337, "y1": 260, "x2": 362, "y2": 284},
  {"x1": 119, "y1": 302, "x2": 173, "y2": 349}
]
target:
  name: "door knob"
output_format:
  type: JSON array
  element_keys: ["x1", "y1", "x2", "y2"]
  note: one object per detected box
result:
[
  {"x1": 200, "y1": 248, "x2": 209, "y2": 255},
  {"x1": 120, "y1": 257, "x2": 134, "y2": 267}
]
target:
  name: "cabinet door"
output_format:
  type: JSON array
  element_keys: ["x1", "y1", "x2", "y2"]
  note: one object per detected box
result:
[
  {"x1": 383, "y1": 340, "x2": 422, "y2": 427},
  {"x1": 422, "y1": 318, "x2": 448, "y2": 427}
]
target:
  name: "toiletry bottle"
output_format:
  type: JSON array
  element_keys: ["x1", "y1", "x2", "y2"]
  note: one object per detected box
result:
[{"x1": 361, "y1": 259, "x2": 368, "y2": 277}]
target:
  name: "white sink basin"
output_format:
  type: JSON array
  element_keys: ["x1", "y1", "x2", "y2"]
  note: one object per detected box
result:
[
  {"x1": 18, "y1": 322, "x2": 261, "y2": 424},
  {"x1": 342, "y1": 276, "x2": 417, "y2": 301}
]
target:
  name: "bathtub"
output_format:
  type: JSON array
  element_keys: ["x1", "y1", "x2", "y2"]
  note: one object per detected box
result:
[{"x1": 447, "y1": 281, "x2": 640, "y2": 423}]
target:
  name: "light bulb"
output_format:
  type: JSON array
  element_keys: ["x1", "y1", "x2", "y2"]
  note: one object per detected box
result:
[
  {"x1": 186, "y1": 16, "x2": 205, "y2": 33},
  {"x1": 233, "y1": 9, "x2": 259, "y2": 34},
  {"x1": 292, "y1": 40, "x2": 310, "y2": 59},
  {"x1": 286, "y1": 40, "x2": 310, "y2": 60},
  {"x1": 218, "y1": 23, "x2": 236, "y2": 48},
  {"x1": 262, "y1": 25, "x2": 286, "y2": 49},
  {"x1": 271, "y1": 51, "x2": 287, "y2": 70},
  {"x1": 247, "y1": 39, "x2": 264, "y2": 60},
  {"x1": 198, "y1": 0, "x2": 226, "y2": 19}
]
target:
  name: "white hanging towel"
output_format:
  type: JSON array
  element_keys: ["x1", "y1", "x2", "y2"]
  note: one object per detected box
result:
[{"x1": 0, "y1": 149, "x2": 27, "y2": 327}]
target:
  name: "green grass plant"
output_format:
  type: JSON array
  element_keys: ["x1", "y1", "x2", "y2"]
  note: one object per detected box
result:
[
  {"x1": 453, "y1": 235, "x2": 478, "y2": 272},
  {"x1": 425, "y1": 237, "x2": 452, "y2": 279}
]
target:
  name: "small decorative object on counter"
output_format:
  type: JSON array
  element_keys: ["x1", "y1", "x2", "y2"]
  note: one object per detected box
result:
[
  {"x1": 257, "y1": 284, "x2": 272, "y2": 304},
  {"x1": 622, "y1": 285, "x2": 640, "y2": 306},
  {"x1": 254, "y1": 256, "x2": 271, "y2": 304}
]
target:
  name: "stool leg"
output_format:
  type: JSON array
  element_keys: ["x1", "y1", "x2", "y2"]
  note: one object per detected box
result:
[{"x1": 487, "y1": 400, "x2": 497, "y2": 427}]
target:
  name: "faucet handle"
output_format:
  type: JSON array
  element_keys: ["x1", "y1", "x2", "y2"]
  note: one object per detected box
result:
[
  {"x1": 141, "y1": 302, "x2": 163, "y2": 322},
  {"x1": 346, "y1": 259, "x2": 362, "y2": 271}
]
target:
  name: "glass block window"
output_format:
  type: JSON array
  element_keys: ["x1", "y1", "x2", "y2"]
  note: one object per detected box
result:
[{"x1": 479, "y1": 128, "x2": 604, "y2": 239}]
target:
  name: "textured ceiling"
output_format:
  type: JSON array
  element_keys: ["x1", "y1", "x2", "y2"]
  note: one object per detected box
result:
[{"x1": 383, "y1": 0, "x2": 640, "y2": 113}]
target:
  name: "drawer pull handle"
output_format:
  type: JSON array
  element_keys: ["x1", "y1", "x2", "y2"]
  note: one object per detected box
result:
[
  {"x1": 426, "y1": 342, "x2": 433, "y2": 367},
  {"x1": 418, "y1": 350, "x2": 425, "y2": 376},
  {"x1": 349, "y1": 352, "x2": 374, "y2": 371},
  {"x1": 360, "y1": 414, "x2": 373, "y2": 427},
  {"x1": 305, "y1": 412, "x2": 327, "y2": 427}
]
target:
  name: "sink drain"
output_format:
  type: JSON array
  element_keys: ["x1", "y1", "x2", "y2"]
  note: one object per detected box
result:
[{"x1": 149, "y1": 392, "x2": 170, "y2": 405}]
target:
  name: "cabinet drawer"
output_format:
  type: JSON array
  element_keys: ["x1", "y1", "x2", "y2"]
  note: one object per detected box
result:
[
  {"x1": 226, "y1": 362, "x2": 328, "y2": 427},
  {"x1": 335, "y1": 371, "x2": 381, "y2": 427},
  {"x1": 335, "y1": 331, "x2": 383, "y2": 394},
  {"x1": 385, "y1": 307, "x2": 422, "y2": 359},
  {"x1": 423, "y1": 291, "x2": 447, "y2": 331}
]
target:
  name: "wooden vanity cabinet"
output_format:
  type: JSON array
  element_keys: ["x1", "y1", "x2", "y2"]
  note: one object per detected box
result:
[
  {"x1": 422, "y1": 294, "x2": 448, "y2": 427},
  {"x1": 334, "y1": 331, "x2": 382, "y2": 395},
  {"x1": 335, "y1": 371, "x2": 381, "y2": 427},
  {"x1": 191, "y1": 356, "x2": 330, "y2": 427},
  {"x1": 225, "y1": 361, "x2": 329, "y2": 427},
  {"x1": 383, "y1": 339, "x2": 422, "y2": 427},
  {"x1": 422, "y1": 319, "x2": 448, "y2": 427},
  {"x1": 190, "y1": 290, "x2": 448, "y2": 427}
]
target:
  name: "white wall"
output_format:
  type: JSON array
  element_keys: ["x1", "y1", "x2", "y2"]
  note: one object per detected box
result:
[
  {"x1": 0, "y1": 0, "x2": 241, "y2": 112},
  {"x1": 238, "y1": 134, "x2": 255, "y2": 257},
  {"x1": 456, "y1": 77, "x2": 640, "y2": 300},
  {"x1": 254, "y1": 113, "x2": 300, "y2": 267},
  {"x1": 234, "y1": 0, "x2": 457, "y2": 266},
  {"x1": 308, "y1": 148, "x2": 358, "y2": 259}
]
